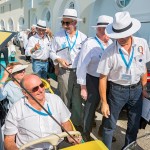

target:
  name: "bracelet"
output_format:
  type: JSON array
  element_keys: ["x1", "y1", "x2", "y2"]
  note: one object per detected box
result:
[{"x1": 0, "y1": 81, "x2": 5, "y2": 85}]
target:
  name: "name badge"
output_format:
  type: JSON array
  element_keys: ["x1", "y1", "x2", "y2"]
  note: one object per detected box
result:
[{"x1": 121, "y1": 74, "x2": 132, "y2": 81}]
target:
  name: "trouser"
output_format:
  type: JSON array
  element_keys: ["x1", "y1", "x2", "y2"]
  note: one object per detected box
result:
[
  {"x1": 25, "y1": 56, "x2": 31, "y2": 61},
  {"x1": 20, "y1": 41, "x2": 25, "y2": 55},
  {"x1": 57, "y1": 68, "x2": 83, "y2": 126},
  {"x1": 83, "y1": 74, "x2": 100, "y2": 136},
  {"x1": 102, "y1": 81, "x2": 142, "y2": 150},
  {"x1": 32, "y1": 59, "x2": 48, "y2": 79}
]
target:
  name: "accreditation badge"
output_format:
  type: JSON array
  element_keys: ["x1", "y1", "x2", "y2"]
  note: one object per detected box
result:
[
  {"x1": 121, "y1": 74, "x2": 132, "y2": 81},
  {"x1": 138, "y1": 46, "x2": 143, "y2": 55}
]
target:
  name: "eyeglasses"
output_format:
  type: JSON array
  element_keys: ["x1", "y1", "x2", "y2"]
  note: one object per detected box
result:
[
  {"x1": 31, "y1": 83, "x2": 45, "y2": 93},
  {"x1": 61, "y1": 21, "x2": 73, "y2": 26}
]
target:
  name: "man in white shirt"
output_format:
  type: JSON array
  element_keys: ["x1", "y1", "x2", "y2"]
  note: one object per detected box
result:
[
  {"x1": 50, "y1": 8, "x2": 87, "y2": 130},
  {"x1": 97, "y1": 11, "x2": 150, "y2": 150},
  {"x1": 77, "y1": 15, "x2": 113, "y2": 141},
  {"x1": 4, "y1": 74, "x2": 80, "y2": 150},
  {"x1": 26, "y1": 20, "x2": 51, "y2": 79}
]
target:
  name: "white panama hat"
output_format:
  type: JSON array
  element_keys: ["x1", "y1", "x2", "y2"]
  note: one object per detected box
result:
[
  {"x1": 35, "y1": 20, "x2": 47, "y2": 29},
  {"x1": 12, "y1": 64, "x2": 28, "y2": 74},
  {"x1": 92, "y1": 15, "x2": 113, "y2": 28},
  {"x1": 105, "y1": 11, "x2": 141, "y2": 39},
  {"x1": 59, "y1": 8, "x2": 82, "y2": 21}
]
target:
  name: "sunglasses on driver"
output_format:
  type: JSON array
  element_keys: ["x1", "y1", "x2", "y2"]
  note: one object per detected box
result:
[{"x1": 30, "y1": 82, "x2": 45, "y2": 93}]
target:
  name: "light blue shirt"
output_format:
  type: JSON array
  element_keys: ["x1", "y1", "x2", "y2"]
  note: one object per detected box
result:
[{"x1": 0, "y1": 81, "x2": 24, "y2": 108}]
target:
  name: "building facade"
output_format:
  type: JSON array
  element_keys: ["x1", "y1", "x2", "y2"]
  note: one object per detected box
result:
[{"x1": 0, "y1": 0, "x2": 150, "y2": 45}]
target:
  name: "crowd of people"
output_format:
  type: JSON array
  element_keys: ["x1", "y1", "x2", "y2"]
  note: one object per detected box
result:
[{"x1": 0, "y1": 8, "x2": 150, "y2": 150}]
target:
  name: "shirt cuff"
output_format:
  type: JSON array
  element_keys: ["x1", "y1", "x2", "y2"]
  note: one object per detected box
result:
[{"x1": 77, "y1": 79, "x2": 86, "y2": 85}]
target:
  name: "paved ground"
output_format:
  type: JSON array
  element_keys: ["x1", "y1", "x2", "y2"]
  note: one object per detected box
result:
[{"x1": 15, "y1": 46, "x2": 150, "y2": 150}]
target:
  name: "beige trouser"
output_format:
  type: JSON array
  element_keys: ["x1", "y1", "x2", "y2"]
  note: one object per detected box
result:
[{"x1": 57, "y1": 68, "x2": 83, "y2": 126}]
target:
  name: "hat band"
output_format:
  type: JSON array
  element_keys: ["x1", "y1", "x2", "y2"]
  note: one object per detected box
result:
[
  {"x1": 36, "y1": 24, "x2": 46, "y2": 29},
  {"x1": 112, "y1": 22, "x2": 132, "y2": 33},
  {"x1": 97, "y1": 23, "x2": 109, "y2": 25},
  {"x1": 63, "y1": 15, "x2": 77, "y2": 19}
]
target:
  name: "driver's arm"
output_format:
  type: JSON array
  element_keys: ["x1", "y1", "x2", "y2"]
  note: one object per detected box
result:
[
  {"x1": 62, "y1": 120, "x2": 73, "y2": 132},
  {"x1": 4, "y1": 134, "x2": 19, "y2": 150}
]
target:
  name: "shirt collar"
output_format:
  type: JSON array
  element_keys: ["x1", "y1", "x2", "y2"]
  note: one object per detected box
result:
[
  {"x1": 8, "y1": 80, "x2": 22, "y2": 88},
  {"x1": 35, "y1": 33, "x2": 46, "y2": 40},
  {"x1": 24, "y1": 96, "x2": 48, "y2": 108},
  {"x1": 95, "y1": 35, "x2": 112, "y2": 46},
  {"x1": 116, "y1": 36, "x2": 136, "y2": 54}
]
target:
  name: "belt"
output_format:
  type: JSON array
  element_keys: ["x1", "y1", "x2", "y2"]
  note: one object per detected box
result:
[
  {"x1": 109, "y1": 81, "x2": 141, "y2": 89},
  {"x1": 33, "y1": 59, "x2": 48, "y2": 62},
  {"x1": 62, "y1": 67, "x2": 76, "y2": 72}
]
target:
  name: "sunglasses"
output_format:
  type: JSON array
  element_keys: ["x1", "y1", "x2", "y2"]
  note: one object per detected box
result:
[
  {"x1": 61, "y1": 21, "x2": 73, "y2": 26},
  {"x1": 31, "y1": 83, "x2": 45, "y2": 93},
  {"x1": 37, "y1": 28, "x2": 46, "y2": 32},
  {"x1": 13, "y1": 69, "x2": 25, "y2": 74}
]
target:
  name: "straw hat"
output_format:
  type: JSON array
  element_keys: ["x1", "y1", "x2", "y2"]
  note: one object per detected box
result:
[
  {"x1": 92, "y1": 15, "x2": 113, "y2": 28},
  {"x1": 59, "y1": 8, "x2": 82, "y2": 21},
  {"x1": 35, "y1": 20, "x2": 47, "y2": 29},
  {"x1": 105, "y1": 11, "x2": 141, "y2": 39}
]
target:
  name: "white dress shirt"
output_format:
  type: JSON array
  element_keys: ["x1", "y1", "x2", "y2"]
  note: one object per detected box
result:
[
  {"x1": 4, "y1": 93, "x2": 71, "y2": 149},
  {"x1": 97, "y1": 36, "x2": 150, "y2": 85},
  {"x1": 50, "y1": 29, "x2": 87, "y2": 68},
  {"x1": 77, "y1": 37, "x2": 112, "y2": 85},
  {"x1": 26, "y1": 34, "x2": 51, "y2": 60}
]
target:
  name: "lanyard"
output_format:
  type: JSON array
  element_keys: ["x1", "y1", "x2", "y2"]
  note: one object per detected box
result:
[
  {"x1": 26, "y1": 103, "x2": 52, "y2": 116},
  {"x1": 65, "y1": 31, "x2": 78, "y2": 51},
  {"x1": 119, "y1": 47, "x2": 134, "y2": 70},
  {"x1": 94, "y1": 36, "x2": 105, "y2": 51}
]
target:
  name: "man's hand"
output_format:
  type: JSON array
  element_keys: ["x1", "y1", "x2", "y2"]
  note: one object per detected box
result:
[
  {"x1": 81, "y1": 85, "x2": 88, "y2": 100},
  {"x1": 34, "y1": 41, "x2": 41, "y2": 51},
  {"x1": 67, "y1": 135, "x2": 82, "y2": 145},
  {"x1": 57, "y1": 58, "x2": 70, "y2": 68},
  {"x1": 101, "y1": 102, "x2": 110, "y2": 118},
  {"x1": 4, "y1": 135, "x2": 19, "y2": 150}
]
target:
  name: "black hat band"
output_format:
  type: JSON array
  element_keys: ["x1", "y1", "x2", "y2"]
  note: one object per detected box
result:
[
  {"x1": 36, "y1": 24, "x2": 46, "y2": 28},
  {"x1": 63, "y1": 15, "x2": 77, "y2": 18},
  {"x1": 97, "y1": 22, "x2": 109, "y2": 26},
  {"x1": 112, "y1": 22, "x2": 132, "y2": 33}
]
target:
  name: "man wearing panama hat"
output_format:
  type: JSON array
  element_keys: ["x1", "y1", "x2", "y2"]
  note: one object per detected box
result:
[
  {"x1": 26, "y1": 20, "x2": 51, "y2": 79},
  {"x1": 97, "y1": 11, "x2": 150, "y2": 149},
  {"x1": 50, "y1": 8, "x2": 87, "y2": 130},
  {"x1": 77, "y1": 15, "x2": 113, "y2": 141}
]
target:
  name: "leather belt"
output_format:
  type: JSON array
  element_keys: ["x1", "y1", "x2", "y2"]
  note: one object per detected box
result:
[
  {"x1": 62, "y1": 67, "x2": 76, "y2": 72},
  {"x1": 33, "y1": 59, "x2": 48, "y2": 62},
  {"x1": 109, "y1": 81, "x2": 141, "y2": 89}
]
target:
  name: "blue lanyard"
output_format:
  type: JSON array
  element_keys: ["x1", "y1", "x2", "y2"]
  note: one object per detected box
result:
[
  {"x1": 26, "y1": 103, "x2": 52, "y2": 116},
  {"x1": 119, "y1": 47, "x2": 134, "y2": 70},
  {"x1": 65, "y1": 31, "x2": 78, "y2": 51},
  {"x1": 94, "y1": 36, "x2": 105, "y2": 51}
]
